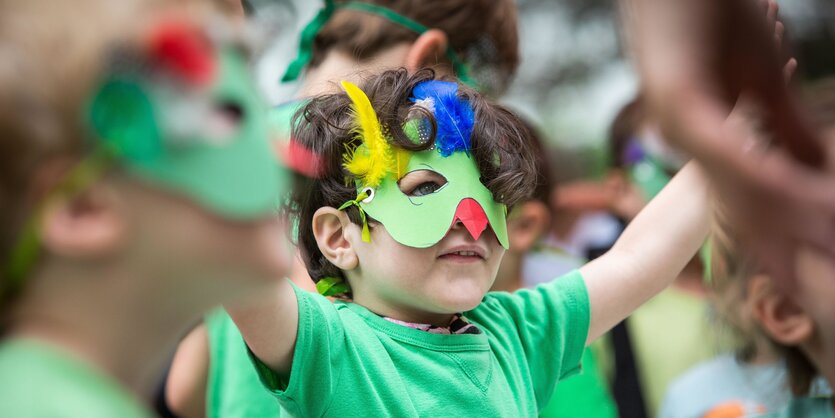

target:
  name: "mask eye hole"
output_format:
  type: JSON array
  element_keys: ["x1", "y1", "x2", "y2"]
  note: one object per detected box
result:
[
  {"x1": 397, "y1": 169, "x2": 447, "y2": 197},
  {"x1": 204, "y1": 100, "x2": 245, "y2": 141}
]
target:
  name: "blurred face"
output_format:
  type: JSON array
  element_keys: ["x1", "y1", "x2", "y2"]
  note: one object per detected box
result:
[
  {"x1": 122, "y1": 178, "x2": 290, "y2": 295},
  {"x1": 346, "y1": 169, "x2": 505, "y2": 325}
]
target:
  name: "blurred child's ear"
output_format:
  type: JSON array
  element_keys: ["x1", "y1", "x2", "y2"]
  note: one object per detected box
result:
[
  {"x1": 312, "y1": 207, "x2": 358, "y2": 271},
  {"x1": 507, "y1": 201, "x2": 550, "y2": 253},
  {"x1": 405, "y1": 29, "x2": 449, "y2": 73},
  {"x1": 40, "y1": 181, "x2": 126, "y2": 258},
  {"x1": 749, "y1": 274, "x2": 814, "y2": 346}
]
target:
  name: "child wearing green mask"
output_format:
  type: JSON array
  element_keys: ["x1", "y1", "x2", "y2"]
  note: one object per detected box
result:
[
  {"x1": 226, "y1": 68, "x2": 710, "y2": 416},
  {"x1": 167, "y1": 1, "x2": 525, "y2": 416},
  {"x1": 0, "y1": 1, "x2": 291, "y2": 417}
]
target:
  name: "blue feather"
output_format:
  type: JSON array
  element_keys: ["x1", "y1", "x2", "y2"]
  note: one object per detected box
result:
[{"x1": 411, "y1": 81, "x2": 475, "y2": 156}]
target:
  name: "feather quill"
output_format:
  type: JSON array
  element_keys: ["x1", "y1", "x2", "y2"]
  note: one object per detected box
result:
[{"x1": 341, "y1": 80, "x2": 393, "y2": 188}]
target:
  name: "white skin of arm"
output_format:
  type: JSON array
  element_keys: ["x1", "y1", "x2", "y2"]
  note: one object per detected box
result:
[
  {"x1": 165, "y1": 324, "x2": 209, "y2": 418},
  {"x1": 580, "y1": 161, "x2": 710, "y2": 344},
  {"x1": 225, "y1": 279, "x2": 299, "y2": 374}
]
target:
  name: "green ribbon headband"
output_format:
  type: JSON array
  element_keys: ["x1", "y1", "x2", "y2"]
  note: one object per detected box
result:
[{"x1": 281, "y1": 0, "x2": 475, "y2": 88}]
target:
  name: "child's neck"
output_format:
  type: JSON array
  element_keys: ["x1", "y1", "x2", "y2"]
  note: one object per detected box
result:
[
  {"x1": 351, "y1": 292, "x2": 455, "y2": 328},
  {"x1": 9, "y1": 259, "x2": 240, "y2": 401}
]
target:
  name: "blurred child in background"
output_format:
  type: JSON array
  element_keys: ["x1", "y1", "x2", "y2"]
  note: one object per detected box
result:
[
  {"x1": 606, "y1": 95, "x2": 719, "y2": 418},
  {"x1": 661, "y1": 76, "x2": 835, "y2": 418},
  {"x1": 492, "y1": 121, "x2": 618, "y2": 418},
  {"x1": 658, "y1": 212, "x2": 791, "y2": 418},
  {"x1": 0, "y1": 0, "x2": 291, "y2": 416}
]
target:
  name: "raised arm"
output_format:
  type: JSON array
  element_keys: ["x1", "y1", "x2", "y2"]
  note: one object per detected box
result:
[
  {"x1": 622, "y1": 0, "x2": 835, "y2": 277},
  {"x1": 225, "y1": 278, "x2": 299, "y2": 375},
  {"x1": 580, "y1": 161, "x2": 710, "y2": 344}
]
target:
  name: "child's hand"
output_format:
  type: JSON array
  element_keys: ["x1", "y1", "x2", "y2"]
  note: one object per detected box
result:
[{"x1": 621, "y1": 0, "x2": 835, "y2": 281}]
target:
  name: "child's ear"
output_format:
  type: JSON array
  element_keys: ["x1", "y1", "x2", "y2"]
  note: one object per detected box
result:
[
  {"x1": 405, "y1": 29, "x2": 449, "y2": 72},
  {"x1": 312, "y1": 207, "x2": 359, "y2": 271},
  {"x1": 40, "y1": 182, "x2": 126, "y2": 258},
  {"x1": 508, "y1": 201, "x2": 550, "y2": 253},
  {"x1": 749, "y1": 274, "x2": 814, "y2": 346}
]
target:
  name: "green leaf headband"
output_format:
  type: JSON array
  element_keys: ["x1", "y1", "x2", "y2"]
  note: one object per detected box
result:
[{"x1": 281, "y1": 0, "x2": 476, "y2": 88}]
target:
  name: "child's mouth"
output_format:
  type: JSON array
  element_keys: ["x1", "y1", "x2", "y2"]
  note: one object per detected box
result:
[{"x1": 438, "y1": 248, "x2": 486, "y2": 262}]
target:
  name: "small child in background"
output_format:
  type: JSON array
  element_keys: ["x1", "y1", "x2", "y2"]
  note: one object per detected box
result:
[
  {"x1": 0, "y1": 1, "x2": 291, "y2": 416},
  {"x1": 658, "y1": 210, "x2": 792, "y2": 418},
  {"x1": 664, "y1": 77, "x2": 835, "y2": 418},
  {"x1": 705, "y1": 207, "x2": 834, "y2": 418},
  {"x1": 606, "y1": 95, "x2": 718, "y2": 418},
  {"x1": 491, "y1": 120, "x2": 618, "y2": 418},
  {"x1": 227, "y1": 68, "x2": 710, "y2": 416}
]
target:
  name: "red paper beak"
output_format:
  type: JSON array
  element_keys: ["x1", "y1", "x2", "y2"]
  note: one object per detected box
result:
[{"x1": 452, "y1": 198, "x2": 489, "y2": 241}]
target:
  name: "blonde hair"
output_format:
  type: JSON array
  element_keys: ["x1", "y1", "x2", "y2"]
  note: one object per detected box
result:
[{"x1": 709, "y1": 204, "x2": 817, "y2": 396}]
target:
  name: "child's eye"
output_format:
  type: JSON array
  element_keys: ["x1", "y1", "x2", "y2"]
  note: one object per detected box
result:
[
  {"x1": 410, "y1": 181, "x2": 442, "y2": 197},
  {"x1": 398, "y1": 169, "x2": 447, "y2": 197}
]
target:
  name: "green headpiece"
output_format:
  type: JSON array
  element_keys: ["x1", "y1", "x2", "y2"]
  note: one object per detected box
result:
[
  {"x1": 282, "y1": 0, "x2": 476, "y2": 89},
  {"x1": 89, "y1": 21, "x2": 286, "y2": 219}
]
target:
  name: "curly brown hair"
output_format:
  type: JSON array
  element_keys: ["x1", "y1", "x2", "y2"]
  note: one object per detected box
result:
[{"x1": 288, "y1": 68, "x2": 537, "y2": 286}]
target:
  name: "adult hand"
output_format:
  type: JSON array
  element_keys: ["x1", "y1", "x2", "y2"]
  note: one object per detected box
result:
[{"x1": 621, "y1": 0, "x2": 835, "y2": 280}]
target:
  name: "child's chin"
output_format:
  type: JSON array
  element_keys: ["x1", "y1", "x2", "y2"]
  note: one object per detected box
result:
[{"x1": 434, "y1": 292, "x2": 485, "y2": 313}]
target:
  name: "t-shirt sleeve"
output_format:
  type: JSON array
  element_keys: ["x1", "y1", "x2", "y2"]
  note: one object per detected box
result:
[
  {"x1": 246, "y1": 282, "x2": 346, "y2": 416},
  {"x1": 472, "y1": 270, "x2": 590, "y2": 409}
]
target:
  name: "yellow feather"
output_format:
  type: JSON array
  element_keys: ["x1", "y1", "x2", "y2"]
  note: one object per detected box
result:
[
  {"x1": 341, "y1": 81, "x2": 393, "y2": 188},
  {"x1": 393, "y1": 148, "x2": 412, "y2": 179}
]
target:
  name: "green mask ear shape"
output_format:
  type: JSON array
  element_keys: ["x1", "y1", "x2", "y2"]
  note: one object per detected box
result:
[{"x1": 89, "y1": 78, "x2": 162, "y2": 161}]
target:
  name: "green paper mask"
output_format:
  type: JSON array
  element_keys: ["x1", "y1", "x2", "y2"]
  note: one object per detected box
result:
[
  {"x1": 89, "y1": 45, "x2": 286, "y2": 220},
  {"x1": 357, "y1": 149, "x2": 509, "y2": 249},
  {"x1": 628, "y1": 156, "x2": 671, "y2": 201}
]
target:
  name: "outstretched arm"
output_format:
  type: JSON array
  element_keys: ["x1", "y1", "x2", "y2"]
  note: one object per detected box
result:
[
  {"x1": 580, "y1": 161, "x2": 710, "y2": 344},
  {"x1": 225, "y1": 278, "x2": 299, "y2": 375}
]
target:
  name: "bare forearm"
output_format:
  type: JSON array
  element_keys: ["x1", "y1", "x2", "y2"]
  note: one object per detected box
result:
[
  {"x1": 581, "y1": 162, "x2": 710, "y2": 343},
  {"x1": 225, "y1": 278, "x2": 299, "y2": 374}
]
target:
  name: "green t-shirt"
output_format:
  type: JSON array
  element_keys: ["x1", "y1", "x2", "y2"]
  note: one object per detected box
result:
[
  {"x1": 250, "y1": 270, "x2": 590, "y2": 417},
  {"x1": 541, "y1": 347, "x2": 619, "y2": 418},
  {"x1": 0, "y1": 338, "x2": 152, "y2": 418},
  {"x1": 755, "y1": 397, "x2": 834, "y2": 418},
  {"x1": 207, "y1": 309, "x2": 284, "y2": 418}
]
